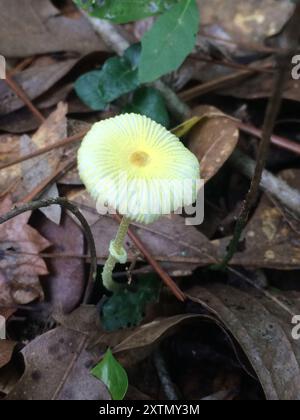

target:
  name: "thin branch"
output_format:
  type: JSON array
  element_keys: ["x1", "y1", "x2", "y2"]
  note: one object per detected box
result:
[
  {"x1": 5, "y1": 72, "x2": 45, "y2": 124},
  {"x1": 0, "y1": 198, "x2": 97, "y2": 304},
  {"x1": 114, "y1": 214, "x2": 186, "y2": 302},
  {"x1": 0, "y1": 131, "x2": 87, "y2": 172},
  {"x1": 238, "y1": 122, "x2": 300, "y2": 157},
  {"x1": 21, "y1": 158, "x2": 76, "y2": 203},
  {"x1": 229, "y1": 149, "x2": 300, "y2": 218}
]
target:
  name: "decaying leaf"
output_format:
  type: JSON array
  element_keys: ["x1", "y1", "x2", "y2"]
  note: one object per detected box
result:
[
  {"x1": 36, "y1": 214, "x2": 85, "y2": 314},
  {"x1": 0, "y1": 59, "x2": 77, "y2": 116},
  {"x1": 14, "y1": 103, "x2": 74, "y2": 223},
  {"x1": 68, "y1": 189, "x2": 217, "y2": 276},
  {"x1": 214, "y1": 169, "x2": 300, "y2": 270},
  {"x1": 6, "y1": 306, "x2": 110, "y2": 400},
  {"x1": 0, "y1": 341, "x2": 17, "y2": 370},
  {"x1": 198, "y1": 0, "x2": 294, "y2": 45},
  {"x1": 188, "y1": 105, "x2": 239, "y2": 182},
  {"x1": 187, "y1": 283, "x2": 300, "y2": 400},
  {"x1": 0, "y1": 0, "x2": 107, "y2": 58},
  {"x1": 221, "y1": 72, "x2": 300, "y2": 102},
  {"x1": 0, "y1": 308, "x2": 17, "y2": 370},
  {"x1": 0, "y1": 196, "x2": 50, "y2": 306}
]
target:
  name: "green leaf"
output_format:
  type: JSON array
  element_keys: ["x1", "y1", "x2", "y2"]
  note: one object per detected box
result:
[
  {"x1": 98, "y1": 55, "x2": 139, "y2": 103},
  {"x1": 92, "y1": 349, "x2": 128, "y2": 400},
  {"x1": 101, "y1": 275, "x2": 161, "y2": 331},
  {"x1": 139, "y1": 0, "x2": 200, "y2": 83},
  {"x1": 74, "y1": 70, "x2": 107, "y2": 111},
  {"x1": 124, "y1": 87, "x2": 170, "y2": 128},
  {"x1": 75, "y1": 45, "x2": 141, "y2": 110},
  {"x1": 74, "y1": 0, "x2": 179, "y2": 24}
]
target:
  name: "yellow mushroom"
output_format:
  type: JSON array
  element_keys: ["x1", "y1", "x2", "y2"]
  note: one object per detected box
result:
[{"x1": 78, "y1": 113, "x2": 200, "y2": 291}]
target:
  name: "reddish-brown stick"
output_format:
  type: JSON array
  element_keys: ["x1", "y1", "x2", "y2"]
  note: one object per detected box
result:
[{"x1": 114, "y1": 214, "x2": 186, "y2": 302}]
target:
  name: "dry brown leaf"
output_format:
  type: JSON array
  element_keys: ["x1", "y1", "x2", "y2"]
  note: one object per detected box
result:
[
  {"x1": 68, "y1": 189, "x2": 217, "y2": 275},
  {"x1": 36, "y1": 214, "x2": 85, "y2": 314},
  {"x1": 0, "y1": 0, "x2": 107, "y2": 58},
  {"x1": 0, "y1": 341, "x2": 17, "y2": 370},
  {"x1": 214, "y1": 169, "x2": 300, "y2": 270},
  {"x1": 6, "y1": 306, "x2": 110, "y2": 400},
  {"x1": 15, "y1": 103, "x2": 72, "y2": 223},
  {"x1": 221, "y1": 72, "x2": 300, "y2": 102},
  {"x1": 198, "y1": 0, "x2": 294, "y2": 44},
  {"x1": 0, "y1": 196, "x2": 50, "y2": 306},
  {"x1": 188, "y1": 105, "x2": 239, "y2": 182},
  {"x1": 187, "y1": 283, "x2": 300, "y2": 400},
  {"x1": 113, "y1": 315, "x2": 203, "y2": 367},
  {"x1": 0, "y1": 59, "x2": 77, "y2": 116}
]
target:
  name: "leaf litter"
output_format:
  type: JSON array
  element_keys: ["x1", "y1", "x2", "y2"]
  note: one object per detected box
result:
[{"x1": 1, "y1": 0, "x2": 300, "y2": 401}]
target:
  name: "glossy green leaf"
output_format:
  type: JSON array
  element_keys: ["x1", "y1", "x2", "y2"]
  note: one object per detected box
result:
[
  {"x1": 74, "y1": 0, "x2": 179, "y2": 24},
  {"x1": 74, "y1": 70, "x2": 107, "y2": 111},
  {"x1": 123, "y1": 87, "x2": 170, "y2": 127},
  {"x1": 139, "y1": 0, "x2": 200, "y2": 83},
  {"x1": 98, "y1": 56, "x2": 139, "y2": 103},
  {"x1": 92, "y1": 349, "x2": 128, "y2": 400},
  {"x1": 101, "y1": 275, "x2": 161, "y2": 331},
  {"x1": 75, "y1": 45, "x2": 141, "y2": 110}
]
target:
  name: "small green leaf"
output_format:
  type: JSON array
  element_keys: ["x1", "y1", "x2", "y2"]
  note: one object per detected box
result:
[
  {"x1": 124, "y1": 87, "x2": 170, "y2": 127},
  {"x1": 74, "y1": 0, "x2": 179, "y2": 24},
  {"x1": 92, "y1": 349, "x2": 128, "y2": 400},
  {"x1": 98, "y1": 56, "x2": 139, "y2": 103},
  {"x1": 75, "y1": 45, "x2": 141, "y2": 110},
  {"x1": 139, "y1": 0, "x2": 200, "y2": 83},
  {"x1": 101, "y1": 275, "x2": 161, "y2": 331},
  {"x1": 74, "y1": 70, "x2": 107, "y2": 111}
]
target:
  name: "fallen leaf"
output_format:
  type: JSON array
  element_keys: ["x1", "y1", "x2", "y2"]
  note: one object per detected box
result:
[
  {"x1": 0, "y1": 0, "x2": 107, "y2": 58},
  {"x1": 0, "y1": 341, "x2": 17, "y2": 370},
  {"x1": 198, "y1": 0, "x2": 294, "y2": 45},
  {"x1": 0, "y1": 59, "x2": 77, "y2": 116},
  {"x1": 68, "y1": 189, "x2": 217, "y2": 275},
  {"x1": 187, "y1": 283, "x2": 300, "y2": 400},
  {"x1": 223, "y1": 73, "x2": 300, "y2": 103},
  {"x1": 214, "y1": 169, "x2": 300, "y2": 270},
  {"x1": 188, "y1": 105, "x2": 239, "y2": 182},
  {"x1": 15, "y1": 102, "x2": 73, "y2": 223},
  {"x1": 6, "y1": 307, "x2": 111, "y2": 400},
  {"x1": 113, "y1": 314, "x2": 203, "y2": 366},
  {"x1": 35, "y1": 213, "x2": 85, "y2": 314},
  {"x1": 0, "y1": 196, "x2": 50, "y2": 306}
]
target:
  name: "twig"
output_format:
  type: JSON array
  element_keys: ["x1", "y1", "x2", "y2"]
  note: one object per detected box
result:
[
  {"x1": 153, "y1": 349, "x2": 181, "y2": 400},
  {"x1": 179, "y1": 69, "x2": 255, "y2": 101},
  {"x1": 0, "y1": 131, "x2": 88, "y2": 172},
  {"x1": 21, "y1": 158, "x2": 76, "y2": 203},
  {"x1": 229, "y1": 149, "x2": 300, "y2": 218},
  {"x1": 5, "y1": 72, "x2": 45, "y2": 124},
  {"x1": 217, "y1": 5, "x2": 300, "y2": 267},
  {"x1": 238, "y1": 122, "x2": 300, "y2": 156},
  {"x1": 0, "y1": 198, "x2": 97, "y2": 304},
  {"x1": 114, "y1": 214, "x2": 186, "y2": 302}
]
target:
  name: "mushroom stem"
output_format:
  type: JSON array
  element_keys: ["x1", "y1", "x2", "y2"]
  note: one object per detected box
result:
[{"x1": 102, "y1": 216, "x2": 131, "y2": 292}]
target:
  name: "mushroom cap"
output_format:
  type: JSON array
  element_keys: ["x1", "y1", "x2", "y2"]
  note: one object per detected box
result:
[{"x1": 78, "y1": 113, "x2": 200, "y2": 224}]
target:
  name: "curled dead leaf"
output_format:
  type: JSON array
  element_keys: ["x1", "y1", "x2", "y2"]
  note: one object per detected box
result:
[
  {"x1": 188, "y1": 105, "x2": 239, "y2": 182},
  {"x1": 187, "y1": 283, "x2": 300, "y2": 400}
]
